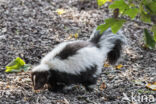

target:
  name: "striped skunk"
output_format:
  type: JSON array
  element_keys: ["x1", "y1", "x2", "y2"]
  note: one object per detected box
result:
[{"x1": 31, "y1": 28, "x2": 126, "y2": 92}]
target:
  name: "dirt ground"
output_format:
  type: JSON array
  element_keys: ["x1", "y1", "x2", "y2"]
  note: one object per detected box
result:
[{"x1": 0, "y1": 0, "x2": 156, "y2": 104}]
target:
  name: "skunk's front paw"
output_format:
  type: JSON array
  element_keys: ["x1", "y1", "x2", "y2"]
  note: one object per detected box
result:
[
  {"x1": 85, "y1": 87, "x2": 94, "y2": 92},
  {"x1": 85, "y1": 85, "x2": 96, "y2": 92}
]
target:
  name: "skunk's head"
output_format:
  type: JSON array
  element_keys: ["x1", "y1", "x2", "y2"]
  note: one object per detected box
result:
[{"x1": 31, "y1": 64, "x2": 50, "y2": 90}]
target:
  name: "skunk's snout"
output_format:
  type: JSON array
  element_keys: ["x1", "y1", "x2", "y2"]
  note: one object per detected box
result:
[
  {"x1": 33, "y1": 81, "x2": 45, "y2": 90},
  {"x1": 33, "y1": 85, "x2": 42, "y2": 90},
  {"x1": 34, "y1": 86, "x2": 39, "y2": 90}
]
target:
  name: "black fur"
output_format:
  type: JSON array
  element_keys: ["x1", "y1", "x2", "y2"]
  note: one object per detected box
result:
[
  {"x1": 107, "y1": 39, "x2": 122, "y2": 64},
  {"x1": 89, "y1": 30, "x2": 102, "y2": 48},
  {"x1": 90, "y1": 29, "x2": 124, "y2": 64},
  {"x1": 48, "y1": 65, "x2": 97, "y2": 92},
  {"x1": 55, "y1": 41, "x2": 90, "y2": 59},
  {"x1": 32, "y1": 65, "x2": 97, "y2": 92}
]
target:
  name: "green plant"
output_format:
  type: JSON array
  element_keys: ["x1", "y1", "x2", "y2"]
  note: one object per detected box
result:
[
  {"x1": 97, "y1": 0, "x2": 156, "y2": 49},
  {"x1": 5, "y1": 57, "x2": 30, "y2": 72}
]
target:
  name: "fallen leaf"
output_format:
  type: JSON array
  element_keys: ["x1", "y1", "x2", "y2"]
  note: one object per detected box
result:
[
  {"x1": 63, "y1": 98, "x2": 69, "y2": 104},
  {"x1": 97, "y1": 0, "x2": 112, "y2": 7},
  {"x1": 22, "y1": 64, "x2": 31, "y2": 72},
  {"x1": 115, "y1": 64, "x2": 123, "y2": 69},
  {"x1": 24, "y1": 97, "x2": 28, "y2": 101},
  {"x1": 104, "y1": 64, "x2": 110, "y2": 67},
  {"x1": 5, "y1": 57, "x2": 31, "y2": 73},
  {"x1": 99, "y1": 82, "x2": 106, "y2": 91},
  {"x1": 74, "y1": 33, "x2": 79, "y2": 39},
  {"x1": 67, "y1": 34, "x2": 73, "y2": 40},
  {"x1": 33, "y1": 89, "x2": 41, "y2": 93},
  {"x1": 56, "y1": 9, "x2": 66, "y2": 15},
  {"x1": 6, "y1": 85, "x2": 10, "y2": 89},
  {"x1": 146, "y1": 82, "x2": 156, "y2": 91}
]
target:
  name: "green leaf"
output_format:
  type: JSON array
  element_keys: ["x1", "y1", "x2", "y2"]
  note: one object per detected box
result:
[
  {"x1": 5, "y1": 57, "x2": 30, "y2": 73},
  {"x1": 97, "y1": 23, "x2": 111, "y2": 34},
  {"x1": 144, "y1": 1, "x2": 156, "y2": 14},
  {"x1": 140, "y1": 11, "x2": 151, "y2": 23},
  {"x1": 124, "y1": 8, "x2": 139, "y2": 19},
  {"x1": 97, "y1": 0, "x2": 111, "y2": 7},
  {"x1": 144, "y1": 29, "x2": 155, "y2": 48},
  {"x1": 139, "y1": 3, "x2": 151, "y2": 23},
  {"x1": 109, "y1": 0, "x2": 129, "y2": 12},
  {"x1": 21, "y1": 64, "x2": 31, "y2": 72},
  {"x1": 110, "y1": 19, "x2": 126, "y2": 33},
  {"x1": 152, "y1": 25, "x2": 156, "y2": 41},
  {"x1": 97, "y1": 18, "x2": 126, "y2": 34}
]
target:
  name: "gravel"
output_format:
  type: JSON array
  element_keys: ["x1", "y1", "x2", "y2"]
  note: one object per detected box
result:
[{"x1": 0, "y1": 0, "x2": 156, "y2": 104}]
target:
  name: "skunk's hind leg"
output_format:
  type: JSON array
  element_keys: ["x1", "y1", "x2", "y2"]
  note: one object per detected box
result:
[
  {"x1": 85, "y1": 84, "x2": 96, "y2": 92},
  {"x1": 83, "y1": 77, "x2": 97, "y2": 92}
]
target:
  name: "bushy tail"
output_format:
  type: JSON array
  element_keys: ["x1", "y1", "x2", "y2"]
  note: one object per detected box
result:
[{"x1": 89, "y1": 28, "x2": 127, "y2": 64}]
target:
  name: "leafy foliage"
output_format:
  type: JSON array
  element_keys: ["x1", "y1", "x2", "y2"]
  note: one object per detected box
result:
[
  {"x1": 140, "y1": 3, "x2": 151, "y2": 23},
  {"x1": 144, "y1": 29, "x2": 155, "y2": 48},
  {"x1": 5, "y1": 57, "x2": 30, "y2": 72},
  {"x1": 152, "y1": 25, "x2": 156, "y2": 41},
  {"x1": 97, "y1": 0, "x2": 112, "y2": 7},
  {"x1": 140, "y1": 10, "x2": 151, "y2": 23},
  {"x1": 124, "y1": 8, "x2": 139, "y2": 19},
  {"x1": 109, "y1": 0, "x2": 129, "y2": 12},
  {"x1": 97, "y1": 18, "x2": 126, "y2": 34},
  {"x1": 96, "y1": 0, "x2": 156, "y2": 49}
]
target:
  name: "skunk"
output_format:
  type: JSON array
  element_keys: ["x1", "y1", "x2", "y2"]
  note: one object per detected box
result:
[{"x1": 31, "y1": 28, "x2": 126, "y2": 92}]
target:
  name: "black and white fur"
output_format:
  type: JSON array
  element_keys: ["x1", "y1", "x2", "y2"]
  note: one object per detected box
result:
[{"x1": 31, "y1": 28, "x2": 126, "y2": 92}]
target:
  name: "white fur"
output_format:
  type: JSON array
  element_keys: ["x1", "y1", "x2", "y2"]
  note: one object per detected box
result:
[
  {"x1": 100, "y1": 29, "x2": 126, "y2": 47},
  {"x1": 32, "y1": 64, "x2": 49, "y2": 72},
  {"x1": 40, "y1": 42, "x2": 69, "y2": 64},
  {"x1": 39, "y1": 41, "x2": 104, "y2": 75},
  {"x1": 33, "y1": 75, "x2": 36, "y2": 86},
  {"x1": 90, "y1": 28, "x2": 127, "y2": 57}
]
